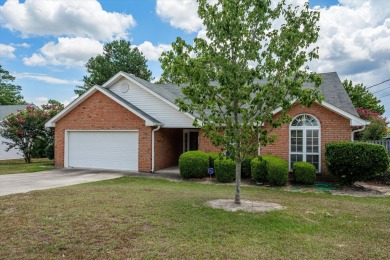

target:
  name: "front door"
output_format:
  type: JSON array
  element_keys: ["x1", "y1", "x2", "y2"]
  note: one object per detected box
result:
[{"x1": 183, "y1": 130, "x2": 199, "y2": 152}]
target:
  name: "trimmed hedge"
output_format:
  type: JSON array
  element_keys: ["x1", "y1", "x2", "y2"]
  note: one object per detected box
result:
[
  {"x1": 214, "y1": 157, "x2": 235, "y2": 183},
  {"x1": 251, "y1": 155, "x2": 289, "y2": 186},
  {"x1": 241, "y1": 156, "x2": 253, "y2": 178},
  {"x1": 293, "y1": 161, "x2": 316, "y2": 184},
  {"x1": 208, "y1": 152, "x2": 220, "y2": 169},
  {"x1": 325, "y1": 142, "x2": 390, "y2": 185},
  {"x1": 179, "y1": 151, "x2": 209, "y2": 179},
  {"x1": 251, "y1": 157, "x2": 267, "y2": 182},
  {"x1": 265, "y1": 156, "x2": 289, "y2": 186}
]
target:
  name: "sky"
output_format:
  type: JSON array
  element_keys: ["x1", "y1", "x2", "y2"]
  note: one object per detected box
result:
[{"x1": 0, "y1": 0, "x2": 389, "y2": 119}]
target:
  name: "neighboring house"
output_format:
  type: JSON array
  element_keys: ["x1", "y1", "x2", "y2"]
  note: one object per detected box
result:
[
  {"x1": 45, "y1": 71, "x2": 369, "y2": 174},
  {"x1": 0, "y1": 105, "x2": 29, "y2": 160}
]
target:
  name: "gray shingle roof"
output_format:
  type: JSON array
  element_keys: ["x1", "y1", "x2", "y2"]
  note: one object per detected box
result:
[
  {"x1": 305, "y1": 72, "x2": 358, "y2": 117},
  {"x1": 125, "y1": 72, "x2": 358, "y2": 117},
  {"x1": 0, "y1": 105, "x2": 29, "y2": 120},
  {"x1": 97, "y1": 86, "x2": 162, "y2": 125}
]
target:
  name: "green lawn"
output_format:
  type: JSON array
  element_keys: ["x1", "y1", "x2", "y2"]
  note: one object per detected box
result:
[
  {"x1": 0, "y1": 177, "x2": 389, "y2": 259},
  {"x1": 0, "y1": 158, "x2": 54, "y2": 175}
]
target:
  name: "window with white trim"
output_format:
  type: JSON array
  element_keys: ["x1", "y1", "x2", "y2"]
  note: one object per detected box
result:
[{"x1": 290, "y1": 114, "x2": 320, "y2": 172}]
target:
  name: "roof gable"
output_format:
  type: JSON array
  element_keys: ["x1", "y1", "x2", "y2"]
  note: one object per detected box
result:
[
  {"x1": 45, "y1": 86, "x2": 162, "y2": 127},
  {"x1": 0, "y1": 105, "x2": 29, "y2": 120},
  {"x1": 103, "y1": 72, "x2": 196, "y2": 128}
]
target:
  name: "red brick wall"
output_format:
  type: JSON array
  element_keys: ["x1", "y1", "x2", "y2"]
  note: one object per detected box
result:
[
  {"x1": 54, "y1": 91, "x2": 152, "y2": 172},
  {"x1": 260, "y1": 103, "x2": 352, "y2": 173},
  {"x1": 199, "y1": 130, "x2": 222, "y2": 153},
  {"x1": 154, "y1": 128, "x2": 182, "y2": 170}
]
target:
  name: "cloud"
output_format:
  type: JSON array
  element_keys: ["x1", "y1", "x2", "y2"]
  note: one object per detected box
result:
[
  {"x1": 136, "y1": 41, "x2": 172, "y2": 61},
  {"x1": 23, "y1": 37, "x2": 103, "y2": 67},
  {"x1": 0, "y1": 43, "x2": 15, "y2": 58},
  {"x1": 28, "y1": 95, "x2": 78, "y2": 107},
  {"x1": 62, "y1": 95, "x2": 78, "y2": 107},
  {"x1": 26, "y1": 96, "x2": 48, "y2": 107},
  {"x1": 156, "y1": 0, "x2": 202, "y2": 33},
  {"x1": 23, "y1": 53, "x2": 46, "y2": 66},
  {"x1": 12, "y1": 43, "x2": 30, "y2": 48},
  {"x1": 0, "y1": 0, "x2": 135, "y2": 40},
  {"x1": 14, "y1": 72, "x2": 83, "y2": 85},
  {"x1": 308, "y1": 1, "x2": 390, "y2": 76}
]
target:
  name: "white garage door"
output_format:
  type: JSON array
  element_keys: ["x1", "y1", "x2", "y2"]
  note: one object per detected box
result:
[{"x1": 67, "y1": 131, "x2": 138, "y2": 171}]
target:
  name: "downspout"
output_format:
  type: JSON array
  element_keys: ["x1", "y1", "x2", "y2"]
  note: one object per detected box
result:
[
  {"x1": 151, "y1": 125, "x2": 161, "y2": 173},
  {"x1": 351, "y1": 125, "x2": 366, "y2": 141}
]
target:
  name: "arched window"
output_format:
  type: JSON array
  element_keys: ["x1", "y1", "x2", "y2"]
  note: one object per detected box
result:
[{"x1": 290, "y1": 114, "x2": 321, "y2": 172}]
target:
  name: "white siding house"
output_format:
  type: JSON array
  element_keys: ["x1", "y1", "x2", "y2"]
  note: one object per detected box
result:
[{"x1": 0, "y1": 105, "x2": 28, "y2": 160}]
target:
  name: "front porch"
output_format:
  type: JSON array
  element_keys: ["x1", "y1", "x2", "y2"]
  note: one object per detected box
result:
[
  {"x1": 153, "y1": 128, "x2": 197, "y2": 171},
  {"x1": 153, "y1": 127, "x2": 219, "y2": 172}
]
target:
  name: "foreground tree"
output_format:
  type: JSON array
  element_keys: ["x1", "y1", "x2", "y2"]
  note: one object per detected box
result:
[
  {"x1": 343, "y1": 80, "x2": 385, "y2": 115},
  {"x1": 160, "y1": 0, "x2": 322, "y2": 204},
  {"x1": 0, "y1": 65, "x2": 25, "y2": 105},
  {"x1": 75, "y1": 40, "x2": 153, "y2": 95},
  {"x1": 0, "y1": 101, "x2": 63, "y2": 163}
]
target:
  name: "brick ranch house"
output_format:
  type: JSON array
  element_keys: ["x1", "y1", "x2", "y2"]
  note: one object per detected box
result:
[{"x1": 45, "y1": 71, "x2": 369, "y2": 174}]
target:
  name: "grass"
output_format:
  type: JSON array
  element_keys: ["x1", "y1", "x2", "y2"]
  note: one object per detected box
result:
[
  {"x1": 0, "y1": 158, "x2": 54, "y2": 175},
  {"x1": 0, "y1": 177, "x2": 389, "y2": 259}
]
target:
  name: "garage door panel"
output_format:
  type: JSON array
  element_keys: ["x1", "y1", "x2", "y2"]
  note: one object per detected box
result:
[{"x1": 67, "y1": 131, "x2": 138, "y2": 171}]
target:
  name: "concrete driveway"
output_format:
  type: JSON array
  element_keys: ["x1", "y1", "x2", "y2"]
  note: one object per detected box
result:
[{"x1": 0, "y1": 168, "x2": 126, "y2": 196}]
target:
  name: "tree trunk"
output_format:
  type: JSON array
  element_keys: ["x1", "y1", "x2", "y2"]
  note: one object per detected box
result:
[
  {"x1": 24, "y1": 154, "x2": 31, "y2": 164},
  {"x1": 234, "y1": 160, "x2": 242, "y2": 204}
]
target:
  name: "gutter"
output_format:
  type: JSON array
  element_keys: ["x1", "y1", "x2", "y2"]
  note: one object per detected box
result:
[
  {"x1": 351, "y1": 125, "x2": 366, "y2": 141},
  {"x1": 151, "y1": 125, "x2": 162, "y2": 173}
]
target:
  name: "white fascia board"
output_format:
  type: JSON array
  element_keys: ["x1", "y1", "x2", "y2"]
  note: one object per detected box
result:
[
  {"x1": 45, "y1": 86, "x2": 99, "y2": 128},
  {"x1": 102, "y1": 71, "x2": 126, "y2": 88},
  {"x1": 103, "y1": 72, "x2": 196, "y2": 121}
]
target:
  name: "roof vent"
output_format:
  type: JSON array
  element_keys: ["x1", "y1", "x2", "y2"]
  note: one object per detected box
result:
[{"x1": 120, "y1": 82, "x2": 129, "y2": 93}]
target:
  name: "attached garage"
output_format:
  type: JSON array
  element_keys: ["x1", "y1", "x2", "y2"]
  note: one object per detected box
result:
[{"x1": 65, "y1": 131, "x2": 139, "y2": 171}]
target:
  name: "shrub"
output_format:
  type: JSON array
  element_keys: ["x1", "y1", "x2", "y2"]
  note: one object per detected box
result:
[
  {"x1": 208, "y1": 152, "x2": 220, "y2": 169},
  {"x1": 325, "y1": 142, "x2": 390, "y2": 185},
  {"x1": 374, "y1": 168, "x2": 390, "y2": 185},
  {"x1": 265, "y1": 156, "x2": 289, "y2": 186},
  {"x1": 251, "y1": 155, "x2": 288, "y2": 185},
  {"x1": 45, "y1": 143, "x2": 54, "y2": 160},
  {"x1": 179, "y1": 151, "x2": 209, "y2": 179},
  {"x1": 214, "y1": 157, "x2": 235, "y2": 183},
  {"x1": 293, "y1": 161, "x2": 316, "y2": 184},
  {"x1": 241, "y1": 156, "x2": 253, "y2": 178},
  {"x1": 251, "y1": 157, "x2": 267, "y2": 182}
]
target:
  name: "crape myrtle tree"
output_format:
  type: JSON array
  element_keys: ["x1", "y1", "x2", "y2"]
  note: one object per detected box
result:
[
  {"x1": 160, "y1": 0, "x2": 322, "y2": 204},
  {"x1": 0, "y1": 100, "x2": 63, "y2": 163},
  {"x1": 75, "y1": 40, "x2": 153, "y2": 95},
  {"x1": 355, "y1": 108, "x2": 388, "y2": 140}
]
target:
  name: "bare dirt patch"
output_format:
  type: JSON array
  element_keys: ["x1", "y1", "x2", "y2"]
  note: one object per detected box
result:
[
  {"x1": 204, "y1": 199, "x2": 285, "y2": 212},
  {"x1": 330, "y1": 182, "x2": 390, "y2": 197}
]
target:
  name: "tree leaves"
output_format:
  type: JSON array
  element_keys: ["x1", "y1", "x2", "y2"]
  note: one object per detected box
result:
[
  {"x1": 75, "y1": 40, "x2": 153, "y2": 96},
  {"x1": 161, "y1": 0, "x2": 322, "y2": 162},
  {"x1": 343, "y1": 79, "x2": 385, "y2": 115},
  {"x1": 0, "y1": 65, "x2": 25, "y2": 105}
]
